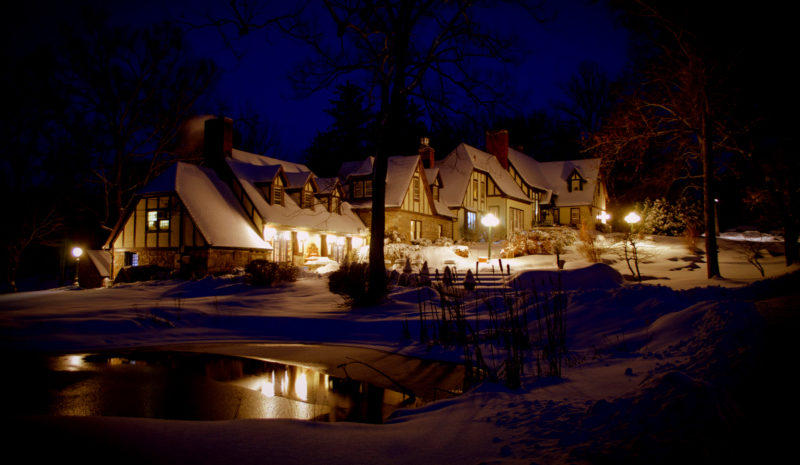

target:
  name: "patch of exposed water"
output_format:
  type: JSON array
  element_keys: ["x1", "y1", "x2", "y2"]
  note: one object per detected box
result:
[{"x1": 4, "y1": 345, "x2": 464, "y2": 424}]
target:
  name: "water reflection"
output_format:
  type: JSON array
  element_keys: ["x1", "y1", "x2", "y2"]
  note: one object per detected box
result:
[{"x1": 14, "y1": 351, "x2": 431, "y2": 423}]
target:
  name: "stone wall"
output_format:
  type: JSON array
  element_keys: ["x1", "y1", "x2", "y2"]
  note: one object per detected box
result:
[
  {"x1": 385, "y1": 210, "x2": 453, "y2": 241},
  {"x1": 112, "y1": 247, "x2": 271, "y2": 279}
]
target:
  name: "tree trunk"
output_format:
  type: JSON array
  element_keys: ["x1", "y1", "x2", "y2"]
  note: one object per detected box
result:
[{"x1": 701, "y1": 104, "x2": 721, "y2": 278}]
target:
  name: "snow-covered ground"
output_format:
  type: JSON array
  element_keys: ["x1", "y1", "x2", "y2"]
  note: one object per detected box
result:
[{"x1": 2, "y1": 233, "x2": 798, "y2": 464}]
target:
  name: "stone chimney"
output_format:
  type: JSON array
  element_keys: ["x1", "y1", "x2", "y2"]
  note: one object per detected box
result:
[
  {"x1": 486, "y1": 129, "x2": 509, "y2": 169},
  {"x1": 203, "y1": 116, "x2": 233, "y2": 171},
  {"x1": 419, "y1": 137, "x2": 435, "y2": 168}
]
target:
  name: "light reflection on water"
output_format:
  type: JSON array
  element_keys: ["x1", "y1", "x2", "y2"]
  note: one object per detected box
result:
[{"x1": 19, "y1": 351, "x2": 435, "y2": 424}]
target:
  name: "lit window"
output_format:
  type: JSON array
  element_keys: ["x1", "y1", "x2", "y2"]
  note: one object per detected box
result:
[
  {"x1": 411, "y1": 220, "x2": 422, "y2": 240},
  {"x1": 273, "y1": 182, "x2": 283, "y2": 205},
  {"x1": 467, "y1": 211, "x2": 476, "y2": 231},
  {"x1": 364, "y1": 180, "x2": 372, "y2": 197},
  {"x1": 147, "y1": 209, "x2": 169, "y2": 232},
  {"x1": 413, "y1": 176, "x2": 420, "y2": 201}
]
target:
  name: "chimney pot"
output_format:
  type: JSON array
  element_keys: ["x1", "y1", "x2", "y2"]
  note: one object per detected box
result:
[
  {"x1": 486, "y1": 129, "x2": 509, "y2": 170},
  {"x1": 419, "y1": 137, "x2": 435, "y2": 169}
]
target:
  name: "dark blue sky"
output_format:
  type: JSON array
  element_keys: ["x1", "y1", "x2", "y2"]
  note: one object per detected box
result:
[{"x1": 10, "y1": 1, "x2": 628, "y2": 161}]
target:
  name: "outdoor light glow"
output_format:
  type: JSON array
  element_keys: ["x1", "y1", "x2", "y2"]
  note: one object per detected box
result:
[
  {"x1": 72, "y1": 247, "x2": 83, "y2": 258},
  {"x1": 297, "y1": 230, "x2": 309, "y2": 242},
  {"x1": 295, "y1": 370, "x2": 308, "y2": 401},
  {"x1": 597, "y1": 211, "x2": 611, "y2": 224},
  {"x1": 263, "y1": 227, "x2": 277, "y2": 241},
  {"x1": 624, "y1": 212, "x2": 641, "y2": 224},
  {"x1": 481, "y1": 213, "x2": 500, "y2": 227},
  {"x1": 261, "y1": 371, "x2": 276, "y2": 397},
  {"x1": 352, "y1": 236, "x2": 364, "y2": 248}
]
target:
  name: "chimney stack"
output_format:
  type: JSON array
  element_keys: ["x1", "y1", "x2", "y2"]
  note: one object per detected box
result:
[
  {"x1": 419, "y1": 137, "x2": 435, "y2": 169},
  {"x1": 203, "y1": 116, "x2": 233, "y2": 171},
  {"x1": 486, "y1": 129, "x2": 509, "y2": 169}
]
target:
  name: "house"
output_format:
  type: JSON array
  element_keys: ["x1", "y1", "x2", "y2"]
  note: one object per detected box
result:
[
  {"x1": 502, "y1": 137, "x2": 608, "y2": 226},
  {"x1": 338, "y1": 142, "x2": 456, "y2": 242},
  {"x1": 437, "y1": 137, "x2": 533, "y2": 241},
  {"x1": 104, "y1": 116, "x2": 367, "y2": 279}
]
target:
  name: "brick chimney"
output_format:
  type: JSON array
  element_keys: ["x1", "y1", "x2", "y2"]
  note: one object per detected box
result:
[
  {"x1": 486, "y1": 129, "x2": 509, "y2": 169},
  {"x1": 419, "y1": 137, "x2": 435, "y2": 168},
  {"x1": 203, "y1": 116, "x2": 233, "y2": 171}
]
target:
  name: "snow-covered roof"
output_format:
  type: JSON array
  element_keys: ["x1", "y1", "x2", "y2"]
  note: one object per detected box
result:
[
  {"x1": 141, "y1": 163, "x2": 271, "y2": 250},
  {"x1": 538, "y1": 158, "x2": 601, "y2": 207},
  {"x1": 232, "y1": 149, "x2": 309, "y2": 173},
  {"x1": 228, "y1": 158, "x2": 366, "y2": 235},
  {"x1": 86, "y1": 250, "x2": 112, "y2": 278},
  {"x1": 424, "y1": 167, "x2": 442, "y2": 187},
  {"x1": 339, "y1": 157, "x2": 374, "y2": 180},
  {"x1": 284, "y1": 171, "x2": 315, "y2": 190},
  {"x1": 315, "y1": 177, "x2": 341, "y2": 194},
  {"x1": 437, "y1": 143, "x2": 531, "y2": 207}
]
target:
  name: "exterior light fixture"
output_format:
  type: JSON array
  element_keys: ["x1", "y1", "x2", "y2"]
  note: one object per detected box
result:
[
  {"x1": 624, "y1": 212, "x2": 641, "y2": 233},
  {"x1": 71, "y1": 246, "x2": 84, "y2": 287},
  {"x1": 481, "y1": 213, "x2": 500, "y2": 261},
  {"x1": 597, "y1": 211, "x2": 611, "y2": 224}
]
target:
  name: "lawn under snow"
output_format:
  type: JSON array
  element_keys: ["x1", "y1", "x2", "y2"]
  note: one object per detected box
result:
[{"x1": 2, "y1": 233, "x2": 798, "y2": 464}]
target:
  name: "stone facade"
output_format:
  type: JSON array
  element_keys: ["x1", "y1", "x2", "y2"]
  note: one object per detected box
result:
[
  {"x1": 385, "y1": 209, "x2": 454, "y2": 241},
  {"x1": 112, "y1": 247, "x2": 270, "y2": 280}
]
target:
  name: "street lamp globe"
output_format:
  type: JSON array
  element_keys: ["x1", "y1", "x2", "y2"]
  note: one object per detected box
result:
[
  {"x1": 624, "y1": 212, "x2": 641, "y2": 225},
  {"x1": 481, "y1": 213, "x2": 500, "y2": 261}
]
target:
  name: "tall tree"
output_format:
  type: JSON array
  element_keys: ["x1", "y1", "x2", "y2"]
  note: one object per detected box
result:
[
  {"x1": 289, "y1": 1, "x2": 540, "y2": 302},
  {"x1": 587, "y1": 0, "x2": 747, "y2": 279},
  {"x1": 304, "y1": 82, "x2": 377, "y2": 177},
  {"x1": 554, "y1": 60, "x2": 613, "y2": 136},
  {"x1": 58, "y1": 9, "x2": 217, "y2": 231}
]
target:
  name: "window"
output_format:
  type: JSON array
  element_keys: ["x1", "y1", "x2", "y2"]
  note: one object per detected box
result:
[
  {"x1": 146, "y1": 198, "x2": 170, "y2": 232},
  {"x1": 570, "y1": 208, "x2": 580, "y2": 224},
  {"x1": 437, "y1": 224, "x2": 443, "y2": 238},
  {"x1": 413, "y1": 176, "x2": 420, "y2": 201},
  {"x1": 569, "y1": 172, "x2": 582, "y2": 192},
  {"x1": 354, "y1": 181, "x2": 363, "y2": 198},
  {"x1": 364, "y1": 180, "x2": 372, "y2": 197},
  {"x1": 466, "y1": 211, "x2": 476, "y2": 231},
  {"x1": 124, "y1": 252, "x2": 138, "y2": 267},
  {"x1": 273, "y1": 179, "x2": 284, "y2": 205},
  {"x1": 432, "y1": 185, "x2": 439, "y2": 201},
  {"x1": 302, "y1": 183, "x2": 314, "y2": 208},
  {"x1": 472, "y1": 178, "x2": 478, "y2": 201},
  {"x1": 509, "y1": 207, "x2": 524, "y2": 232},
  {"x1": 411, "y1": 220, "x2": 422, "y2": 240},
  {"x1": 330, "y1": 191, "x2": 341, "y2": 214}
]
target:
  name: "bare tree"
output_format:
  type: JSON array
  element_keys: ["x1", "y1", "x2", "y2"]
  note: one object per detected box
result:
[
  {"x1": 586, "y1": 0, "x2": 746, "y2": 279},
  {"x1": 58, "y1": 10, "x2": 217, "y2": 230},
  {"x1": 554, "y1": 60, "x2": 613, "y2": 135},
  {"x1": 288, "y1": 0, "x2": 543, "y2": 302}
]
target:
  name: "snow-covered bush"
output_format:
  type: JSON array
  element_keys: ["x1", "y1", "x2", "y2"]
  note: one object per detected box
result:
[
  {"x1": 433, "y1": 236, "x2": 453, "y2": 247},
  {"x1": 501, "y1": 228, "x2": 577, "y2": 258},
  {"x1": 452, "y1": 245, "x2": 470, "y2": 258},
  {"x1": 638, "y1": 198, "x2": 701, "y2": 236},
  {"x1": 244, "y1": 260, "x2": 298, "y2": 287}
]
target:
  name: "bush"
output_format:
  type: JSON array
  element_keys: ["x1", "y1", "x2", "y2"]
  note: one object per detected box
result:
[
  {"x1": 245, "y1": 260, "x2": 298, "y2": 287},
  {"x1": 576, "y1": 222, "x2": 609, "y2": 263},
  {"x1": 328, "y1": 262, "x2": 373, "y2": 307},
  {"x1": 638, "y1": 197, "x2": 701, "y2": 236}
]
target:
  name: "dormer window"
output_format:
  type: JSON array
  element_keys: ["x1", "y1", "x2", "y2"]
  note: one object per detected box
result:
[
  {"x1": 568, "y1": 171, "x2": 583, "y2": 192},
  {"x1": 364, "y1": 180, "x2": 372, "y2": 197},
  {"x1": 273, "y1": 178, "x2": 284, "y2": 205},
  {"x1": 353, "y1": 181, "x2": 363, "y2": 199},
  {"x1": 432, "y1": 184, "x2": 439, "y2": 201},
  {"x1": 330, "y1": 190, "x2": 341, "y2": 214},
  {"x1": 302, "y1": 183, "x2": 314, "y2": 208}
]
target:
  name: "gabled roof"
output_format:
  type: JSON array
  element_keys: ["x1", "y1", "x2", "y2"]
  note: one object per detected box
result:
[
  {"x1": 86, "y1": 250, "x2": 112, "y2": 278},
  {"x1": 315, "y1": 177, "x2": 341, "y2": 194},
  {"x1": 424, "y1": 167, "x2": 443, "y2": 187},
  {"x1": 339, "y1": 157, "x2": 374, "y2": 180},
  {"x1": 283, "y1": 171, "x2": 317, "y2": 191},
  {"x1": 228, "y1": 157, "x2": 366, "y2": 235},
  {"x1": 138, "y1": 162, "x2": 271, "y2": 249},
  {"x1": 507, "y1": 148, "x2": 602, "y2": 206},
  {"x1": 537, "y1": 158, "x2": 602, "y2": 206},
  {"x1": 437, "y1": 143, "x2": 531, "y2": 207}
]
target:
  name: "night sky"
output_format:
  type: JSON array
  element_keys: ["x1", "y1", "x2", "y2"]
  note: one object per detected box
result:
[{"x1": 6, "y1": 0, "x2": 628, "y2": 160}]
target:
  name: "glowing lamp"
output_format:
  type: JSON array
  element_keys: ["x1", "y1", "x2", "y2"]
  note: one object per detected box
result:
[
  {"x1": 297, "y1": 230, "x2": 309, "y2": 242},
  {"x1": 597, "y1": 211, "x2": 611, "y2": 224},
  {"x1": 624, "y1": 212, "x2": 641, "y2": 224},
  {"x1": 481, "y1": 213, "x2": 500, "y2": 261},
  {"x1": 72, "y1": 247, "x2": 83, "y2": 258}
]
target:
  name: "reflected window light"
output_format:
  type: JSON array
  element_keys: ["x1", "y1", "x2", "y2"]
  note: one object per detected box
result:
[{"x1": 295, "y1": 370, "x2": 308, "y2": 401}]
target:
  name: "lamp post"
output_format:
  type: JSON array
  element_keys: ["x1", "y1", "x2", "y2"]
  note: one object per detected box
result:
[
  {"x1": 481, "y1": 213, "x2": 500, "y2": 261},
  {"x1": 71, "y1": 246, "x2": 83, "y2": 287}
]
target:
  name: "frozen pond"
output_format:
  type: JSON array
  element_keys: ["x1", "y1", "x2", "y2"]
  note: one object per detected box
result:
[{"x1": 4, "y1": 344, "x2": 465, "y2": 424}]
